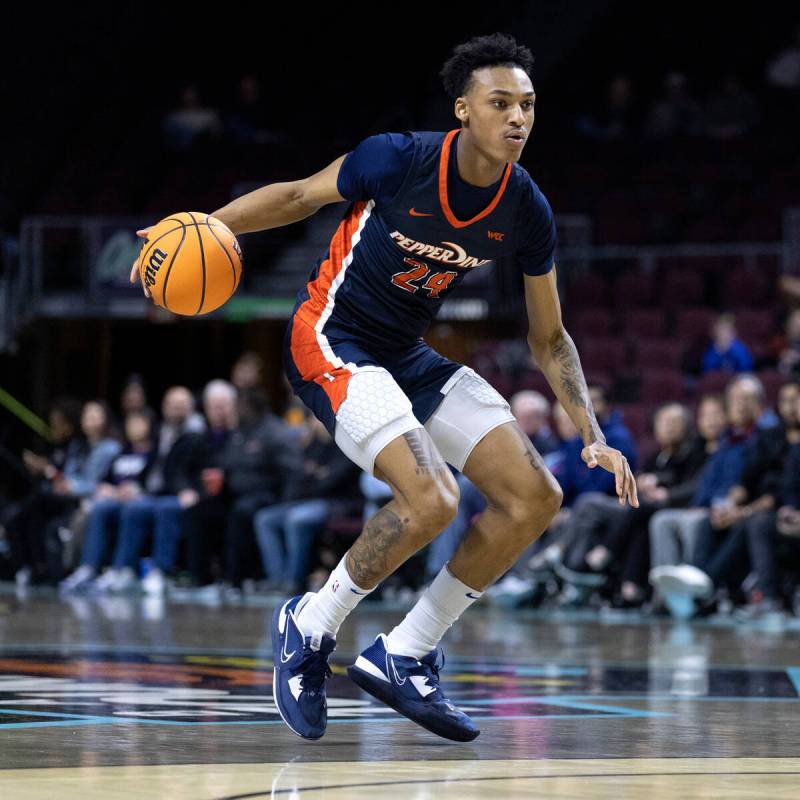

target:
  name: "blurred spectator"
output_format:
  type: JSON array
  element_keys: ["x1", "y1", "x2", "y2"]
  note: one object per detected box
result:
[
  {"x1": 119, "y1": 373, "x2": 156, "y2": 426},
  {"x1": 6, "y1": 400, "x2": 121, "y2": 585},
  {"x1": 509, "y1": 390, "x2": 560, "y2": 457},
  {"x1": 644, "y1": 71, "x2": 702, "y2": 139},
  {"x1": 231, "y1": 350, "x2": 266, "y2": 392},
  {"x1": 224, "y1": 74, "x2": 279, "y2": 145},
  {"x1": 770, "y1": 308, "x2": 800, "y2": 378},
  {"x1": 576, "y1": 74, "x2": 637, "y2": 141},
  {"x1": 701, "y1": 313, "x2": 754, "y2": 374},
  {"x1": 254, "y1": 414, "x2": 360, "y2": 594},
  {"x1": 87, "y1": 386, "x2": 206, "y2": 594},
  {"x1": 650, "y1": 382, "x2": 800, "y2": 618},
  {"x1": 765, "y1": 25, "x2": 800, "y2": 92},
  {"x1": 58, "y1": 411, "x2": 156, "y2": 592},
  {"x1": 649, "y1": 375, "x2": 766, "y2": 616},
  {"x1": 550, "y1": 385, "x2": 638, "y2": 506},
  {"x1": 183, "y1": 386, "x2": 301, "y2": 597},
  {"x1": 163, "y1": 84, "x2": 223, "y2": 151},
  {"x1": 491, "y1": 389, "x2": 637, "y2": 606},
  {"x1": 703, "y1": 74, "x2": 759, "y2": 139},
  {"x1": 555, "y1": 402, "x2": 706, "y2": 608}
]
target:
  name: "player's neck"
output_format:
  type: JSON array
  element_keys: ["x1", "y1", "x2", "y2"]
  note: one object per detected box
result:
[{"x1": 455, "y1": 128, "x2": 506, "y2": 187}]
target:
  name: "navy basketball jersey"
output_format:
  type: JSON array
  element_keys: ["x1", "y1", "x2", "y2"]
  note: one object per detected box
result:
[{"x1": 290, "y1": 128, "x2": 557, "y2": 354}]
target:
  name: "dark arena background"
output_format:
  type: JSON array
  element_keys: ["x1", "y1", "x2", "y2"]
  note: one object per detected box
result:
[{"x1": 2, "y1": 3, "x2": 800, "y2": 797}]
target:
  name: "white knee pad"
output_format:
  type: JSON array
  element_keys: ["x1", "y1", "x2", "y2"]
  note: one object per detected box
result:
[
  {"x1": 424, "y1": 366, "x2": 515, "y2": 471},
  {"x1": 334, "y1": 367, "x2": 422, "y2": 475}
]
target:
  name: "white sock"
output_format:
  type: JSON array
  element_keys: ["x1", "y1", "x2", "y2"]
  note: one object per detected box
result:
[
  {"x1": 295, "y1": 553, "x2": 373, "y2": 637},
  {"x1": 386, "y1": 563, "x2": 483, "y2": 659}
]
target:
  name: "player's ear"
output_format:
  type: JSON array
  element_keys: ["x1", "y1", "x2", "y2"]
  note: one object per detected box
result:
[{"x1": 455, "y1": 98, "x2": 468, "y2": 123}]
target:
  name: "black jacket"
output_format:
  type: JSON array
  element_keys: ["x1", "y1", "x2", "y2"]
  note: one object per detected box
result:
[
  {"x1": 645, "y1": 435, "x2": 710, "y2": 508},
  {"x1": 284, "y1": 435, "x2": 361, "y2": 506}
]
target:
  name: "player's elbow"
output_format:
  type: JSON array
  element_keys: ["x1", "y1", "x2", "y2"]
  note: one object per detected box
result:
[{"x1": 527, "y1": 323, "x2": 567, "y2": 361}]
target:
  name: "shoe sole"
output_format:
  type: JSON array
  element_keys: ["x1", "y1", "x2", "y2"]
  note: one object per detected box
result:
[
  {"x1": 270, "y1": 600, "x2": 325, "y2": 741},
  {"x1": 347, "y1": 664, "x2": 479, "y2": 742}
]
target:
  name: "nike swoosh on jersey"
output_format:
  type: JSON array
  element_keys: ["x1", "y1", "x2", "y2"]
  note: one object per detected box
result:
[{"x1": 409, "y1": 208, "x2": 434, "y2": 217}]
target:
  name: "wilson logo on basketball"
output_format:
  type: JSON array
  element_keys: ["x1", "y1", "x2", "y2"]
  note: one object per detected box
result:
[{"x1": 143, "y1": 248, "x2": 167, "y2": 288}]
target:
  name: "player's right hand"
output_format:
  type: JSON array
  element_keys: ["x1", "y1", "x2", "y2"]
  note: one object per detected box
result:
[{"x1": 130, "y1": 227, "x2": 152, "y2": 298}]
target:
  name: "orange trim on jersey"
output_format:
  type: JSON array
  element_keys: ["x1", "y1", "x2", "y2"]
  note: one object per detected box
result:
[
  {"x1": 290, "y1": 200, "x2": 368, "y2": 413},
  {"x1": 438, "y1": 128, "x2": 512, "y2": 228}
]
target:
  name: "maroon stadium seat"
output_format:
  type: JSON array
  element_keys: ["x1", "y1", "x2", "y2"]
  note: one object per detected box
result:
[
  {"x1": 578, "y1": 337, "x2": 628, "y2": 373},
  {"x1": 724, "y1": 268, "x2": 771, "y2": 308},
  {"x1": 675, "y1": 307, "x2": 717, "y2": 341},
  {"x1": 565, "y1": 273, "x2": 609, "y2": 309},
  {"x1": 662, "y1": 271, "x2": 704, "y2": 308},
  {"x1": 734, "y1": 309, "x2": 776, "y2": 348},
  {"x1": 623, "y1": 309, "x2": 667, "y2": 338},
  {"x1": 757, "y1": 369, "x2": 786, "y2": 406},
  {"x1": 698, "y1": 369, "x2": 736, "y2": 397},
  {"x1": 633, "y1": 338, "x2": 685, "y2": 370},
  {"x1": 618, "y1": 404, "x2": 652, "y2": 439},
  {"x1": 615, "y1": 272, "x2": 656, "y2": 308},
  {"x1": 639, "y1": 369, "x2": 685, "y2": 403},
  {"x1": 572, "y1": 309, "x2": 612, "y2": 338}
]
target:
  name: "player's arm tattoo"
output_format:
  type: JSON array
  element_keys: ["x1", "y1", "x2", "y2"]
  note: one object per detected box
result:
[
  {"x1": 402, "y1": 429, "x2": 449, "y2": 477},
  {"x1": 346, "y1": 506, "x2": 408, "y2": 587},
  {"x1": 548, "y1": 328, "x2": 605, "y2": 445}
]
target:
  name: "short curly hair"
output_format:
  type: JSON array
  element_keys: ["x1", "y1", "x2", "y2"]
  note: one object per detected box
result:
[{"x1": 440, "y1": 33, "x2": 535, "y2": 100}]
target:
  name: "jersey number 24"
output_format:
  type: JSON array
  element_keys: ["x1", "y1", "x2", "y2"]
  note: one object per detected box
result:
[{"x1": 391, "y1": 258, "x2": 458, "y2": 298}]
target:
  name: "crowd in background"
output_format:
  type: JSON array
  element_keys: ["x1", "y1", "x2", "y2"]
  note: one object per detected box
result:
[{"x1": 1, "y1": 347, "x2": 799, "y2": 622}]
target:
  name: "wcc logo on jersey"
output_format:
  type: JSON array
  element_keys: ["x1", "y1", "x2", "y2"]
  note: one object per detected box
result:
[{"x1": 389, "y1": 230, "x2": 492, "y2": 270}]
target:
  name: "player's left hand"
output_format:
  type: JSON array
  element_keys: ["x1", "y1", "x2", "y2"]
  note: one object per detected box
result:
[{"x1": 581, "y1": 442, "x2": 639, "y2": 507}]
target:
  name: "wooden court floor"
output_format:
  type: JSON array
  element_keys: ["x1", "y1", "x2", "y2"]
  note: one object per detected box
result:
[{"x1": 0, "y1": 590, "x2": 799, "y2": 798}]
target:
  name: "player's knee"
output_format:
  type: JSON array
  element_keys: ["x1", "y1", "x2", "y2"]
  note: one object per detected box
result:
[
  {"x1": 403, "y1": 478, "x2": 459, "y2": 540},
  {"x1": 504, "y1": 477, "x2": 562, "y2": 532}
]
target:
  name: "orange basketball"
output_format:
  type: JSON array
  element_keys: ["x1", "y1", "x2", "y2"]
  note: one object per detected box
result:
[{"x1": 137, "y1": 212, "x2": 243, "y2": 315}]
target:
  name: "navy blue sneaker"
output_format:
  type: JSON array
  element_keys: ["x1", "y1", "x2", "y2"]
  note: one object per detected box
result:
[
  {"x1": 271, "y1": 593, "x2": 336, "y2": 740},
  {"x1": 347, "y1": 633, "x2": 479, "y2": 742}
]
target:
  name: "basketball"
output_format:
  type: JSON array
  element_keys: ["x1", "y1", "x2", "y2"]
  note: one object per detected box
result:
[{"x1": 137, "y1": 212, "x2": 243, "y2": 315}]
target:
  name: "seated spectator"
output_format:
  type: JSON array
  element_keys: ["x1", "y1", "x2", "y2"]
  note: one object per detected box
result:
[
  {"x1": 599, "y1": 395, "x2": 725, "y2": 608},
  {"x1": 647, "y1": 381, "x2": 800, "y2": 618},
  {"x1": 644, "y1": 71, "x2": 703, "y2": 139},
  {"x1": 703, "y1": 73, "x2": 760, "y2": 140},
  {"x1": 576, "y1": 74, "x2": 637, "y2": 142},
  {"x1": 509, "y1": 390, "x2": 560, "y2": 457},
  {"x1": 649, "y1": 374, "x2": 766, "y2": 617},
  {"x1": 183, "y1": 385, "x2": 301, "y2": 598},
  {"x1": 231, "y1": 350, "x2": 267, "y2": 392},
  {"x1": 701, "y1": 313, "x2": 754, "y2": 374},
  {"x1": 765, "y1": 25, "x2": 800, "y2": 93},
  {"x1": 254, "y1": 414, "x2": 361, "y2": 594},
  {"x1": 491, "y1": 387, "x2": 637, "y2": 607},
  {"x1": 556, "y1": 401, "x2": 708, "y2": 608},
  {"x1": 119, "y1": 373, "x2": 157, "y2": 427},
  {"x1": 6, "y1": 400, "x2": 121, "y2": 586},
  {"x1": 89, "y1": 385, "x2": 206, "y2": 594},
  {"x1": 769, "y1": 308, "x2": 800, "y2": 378},
  {"x1": 163, "y1": 84, "x2": 222, "y2": 151},
  {"x1": 58, "y1": 411, "x2": 156, "y2": 593}
]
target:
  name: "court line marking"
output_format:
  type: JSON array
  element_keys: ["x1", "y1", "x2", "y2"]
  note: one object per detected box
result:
[{"x1": 212, "y1": 770, "x2": 800, "y2": 799}]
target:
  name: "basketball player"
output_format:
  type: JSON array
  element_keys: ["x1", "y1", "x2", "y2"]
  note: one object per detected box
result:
[{"x1": 131, "y1": 33, "x2": 638, "y2": 742}]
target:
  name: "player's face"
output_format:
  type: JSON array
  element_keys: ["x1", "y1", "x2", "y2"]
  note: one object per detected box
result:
[{"x1": 461, "y1": 66, "x2": 535, "y2": 163}]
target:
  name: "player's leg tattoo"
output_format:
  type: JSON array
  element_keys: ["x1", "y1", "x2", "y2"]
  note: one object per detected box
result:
[
  {"x1": 549, "y1": 329, "x2": 603, "y2": 444},
  {"x1": 403, "y1": 429, "x2": 448, "y2": 477},
  {"x1": 513, "y1": 424, "x2": 543, "y2": 471},
  {"x1": 346, "y1": 506, "x2": 409, "y2": 587}
]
